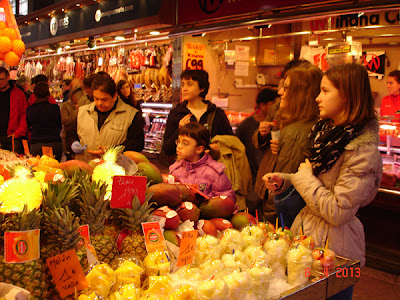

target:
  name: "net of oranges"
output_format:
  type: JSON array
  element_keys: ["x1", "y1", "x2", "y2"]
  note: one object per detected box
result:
[{"x1": 0, "y1": 21, "x2": 25, "y2": 67}]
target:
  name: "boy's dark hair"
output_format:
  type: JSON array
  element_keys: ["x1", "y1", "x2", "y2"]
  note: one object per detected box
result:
[
  {"x1": 388, "y1": 70, "x2": 400, "y2": 83},
  {"x1": 180, "y1": 69, "x2": 210, "y2": 99},
  {"x1": 256, "y1": 87, "x2": 278, "y2": 104},
  {"x1": 32, "y1": 74, "x2": 48, "y2": 85},
  {"x1": 91, "y1": 74, "x2": 117, "y2": 96},
  {"x1": 0, "y1": 67, "x2": 9, "y2": 77},
  {"x1": 179, "y1": 122, "x2": 219, "y2": 160},
  {"x1": 33, "y1": 82, "x2": 50, "y2": 102},
  {"x1": 83, "y1": 74, "x2": 97, "y2": 89}
]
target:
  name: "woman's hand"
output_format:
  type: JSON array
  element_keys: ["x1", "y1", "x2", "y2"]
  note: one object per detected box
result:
[
  {"x1": 87, "y1": 146, "x2": 106, "y2": 156},
  {"x1": 270, "y1": 139, "x2": 279, "y2": 155},
  {"x1": 179, "y1": 114, "x2": 192, "y2": 128},
  {"x1": 259, "y1": 121, "x2": 275, "y2": 136},
  {"x1": 298, "y1": 159, "x2": 312, "y2": 172},
  {"x1": 262, "y1": 173, "x2": 284, "y2": 191}
]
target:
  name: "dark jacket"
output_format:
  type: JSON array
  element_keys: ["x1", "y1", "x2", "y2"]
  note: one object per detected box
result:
[
  {"x1": 162, "y1": 100, "x2": 233, "y2": 156},
  {"x1": 26, "y1": 102, "x2": 62, "y2": 143}
]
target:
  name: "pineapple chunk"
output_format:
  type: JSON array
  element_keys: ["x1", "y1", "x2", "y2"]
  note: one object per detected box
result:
[
  {"x1": 145, "y1": 276, "x2": 172, "y2": 296},
  {"x1": 169, "y1": 285, "x2": 196, "y2": 300},
  {"x1": 120, "y1": 284, "x2": 141, "y2": 298}
]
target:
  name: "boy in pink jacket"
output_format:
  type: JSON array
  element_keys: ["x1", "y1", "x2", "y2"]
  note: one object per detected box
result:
[{"x1": 169, "y1": 122, "x2": 236, "y2": 201}]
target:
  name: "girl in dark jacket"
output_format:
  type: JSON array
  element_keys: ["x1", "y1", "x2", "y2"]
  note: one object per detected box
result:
[
  {"x1": 26, "y1": 82, "x2": 63, "y2": 161},
  {"x1": 162, "y1": 70, "x2": 233, "y2": 156}
]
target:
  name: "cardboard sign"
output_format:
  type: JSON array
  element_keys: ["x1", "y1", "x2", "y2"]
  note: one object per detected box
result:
[
  {"x1": 111, "y1": 175, "x2": 147, "y2": 208},
  {"x1": 4, "y1": 229, "x2": 40, "y2": 263},
  {"x1": 142, "y1": 222, "x2": 167, "y2": 253},
  {"x1": 77, "y1": 225, "x2": 90, "y2": 247},
  {"x1": 46, "y1": 249, "x2": 88, "y2": 298},
  {"x1": 184, "y1": 42, "x2": 206, "y2": 70},
  {"x1": 42, "y1": 146, "x2": 53, "y2": 158},
  {"x1": 22, "y1": 139, "x2": 30, "y2": 155},
  {"x1": 176, "y1": 230, "x2": 198, "y2": 267}
]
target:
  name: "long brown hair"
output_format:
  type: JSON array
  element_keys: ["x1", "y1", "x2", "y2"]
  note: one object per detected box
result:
[
  {"x1": 117, "y1": 80, "x2": 136, "y2": 107},
  {"x1": 324, "y1": 63, "x2": 376, "y2": 125},
  {"x1": 280, "y1": 65, "x2": 322, "y2": 127}
]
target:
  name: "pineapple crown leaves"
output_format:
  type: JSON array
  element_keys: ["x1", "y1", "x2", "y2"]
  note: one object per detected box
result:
[
  {"x1": 78, "y1": 177, "x2": 110, "y2": 234},
  {"x1": 1, "y1": 204, "x2": 41, "y2": 232},
  {"x1": 9, "y1": 164, "x2": 33, "y2": 179},
  {"x1": 102, "y1": 145, "x2": 125, "y2": 162},
  {"x1": 42, "y1": 176, "x2": 80, "y2": 210}
]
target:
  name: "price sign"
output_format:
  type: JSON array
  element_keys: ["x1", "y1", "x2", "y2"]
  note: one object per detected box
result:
[
  {"x1": 184, "y1": 42, "x2": 206, "y2": 70},
  {"x1": 176, "y1": 230, "x2": 198, "y2": 267},
  {"x1": 111, "y1": 175, "x2": 147, "y2": 208},
  {"x1": 42, "y1": 146, "x2": 53, "y2": 157},
  {"x1": 142, "y1": 222, "x2": 167, "y2": 253},
  {"x1": 77, "y1": 225, "x2": 90, "y2": 247},
  {"x1": 4, "y1": 229, "x2": 40, "y2": 263},
  {"x1": 22, "y1": 140, "x2": 30, "y2": 155},
  {"x1": 46, "y1": 249, "x2": 88, "y2": 298}
]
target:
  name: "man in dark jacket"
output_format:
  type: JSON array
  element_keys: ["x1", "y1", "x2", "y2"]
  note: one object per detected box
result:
[{"x1": 0, "y1": 67, "x2": 28, "y2": 154}]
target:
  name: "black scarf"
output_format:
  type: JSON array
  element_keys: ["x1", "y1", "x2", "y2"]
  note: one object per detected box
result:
[{"x1": 305, "y1": 119, "x2": 365, "y2": 176}]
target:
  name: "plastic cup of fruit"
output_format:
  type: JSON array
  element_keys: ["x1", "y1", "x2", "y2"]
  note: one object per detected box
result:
[
  {"x1": 198, "y1": 277, "x2": 229, "y2": 300},
  {"x1": 287, "y1": 249, "x2": 313, "y2": 285}
]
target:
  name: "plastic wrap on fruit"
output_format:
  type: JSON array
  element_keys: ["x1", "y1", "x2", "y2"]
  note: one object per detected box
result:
[
  {"x1": 287, "y1": 243, "x2": 313, "y2": 286},
  {"x1": 110, "y1": 283, "x2": 141, "y2": 300},
  {"x1": 143, "y1": 275, "x2": 172, "y2": 297},
  {"x1": 257, "y1": 221, "x2": 275, "y2": 236},
  {"x1": 199, "y1": 259, "x2": 225, "y2": 278},
  {"x1": 292, "y1": 235, "x2": 315, "y2": 250},
  {"x1": 241, "y1": 224, "x2": 267, "y2": 248},
  {"x1": 113, "y1": 259, "x2": 145, "y2": 290},
  {"x1": 198, "y1": 277, "x2": 229, "y2": 300},
  {"x1": 172, "y1": 264, "x2": 204, "y2": 282},
  {"x1": 219, "y1": 229, "x2": 244, "y2": 253},
  {"x1": 168, "y1": 284, "x2": 197, "y2": 300},
  {"x1": 78, "y1": 292, "x2": 101, "y2": 300},
  {"x1": 194, "y1": 235, "x2": 222, "y2": 266},
  {"x1": 263, "y1": 232, "x2": 290, "y2": 278},
  {"x1": 221, "y1": 249, "x2": 250, "y2": 272},
  {"x1": 143, "y1": 250, "x2": 171, "y2": 276},
  {"x1": 312, "y1": 247, "x2": 336, "y2": 271},
  {"x1": 243, "y1": 246, "x2": 269, "y2": 267},
  {"x1": 86, "y1": 263, "x2": 116, "y2": 297},
  {"x1": 222, "y1": 270, "x2": 251, "y2": 300},
  {"x1": 247, "y1": 265, "x2": 273, "y2": 295}
]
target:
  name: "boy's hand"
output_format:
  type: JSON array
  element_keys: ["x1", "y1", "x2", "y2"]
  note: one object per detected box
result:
[{"x1": 179, "y1": 114, "x2": 192, "y2": 128}]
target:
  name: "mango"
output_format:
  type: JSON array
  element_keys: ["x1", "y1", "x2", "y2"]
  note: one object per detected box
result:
[
  {"x1": 137, "y1": 162, "x2": 163, "y2": 185},
  {"x1": 230, "y1": 212, "x2": 257, "y2": 231},
  {"x1": 164, "y1": 229, "x2": 181, "y2": 247},
  {"x1": 62, "y1": 160, "x2": 94, "y2": 177},
  {"x1": 146, "y1": 183, "x2": 182, "y2": 208},
  {"x1": 199, "y1": 196, "x2": 236, "y2": 219},
  {"x1": 124, "y1": 151, "x2": 150, "y2": 164},
  {"x1": 177, "y1": 202, "x2": 200, "y2": 222},
  {"x1": 176, "y1": 184, "x2": 198, "y2": 205}
]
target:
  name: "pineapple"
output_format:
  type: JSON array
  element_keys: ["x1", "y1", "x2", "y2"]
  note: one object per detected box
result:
[
  {"x1": 0, "y1": 165, "x2": 42, "y2": 213},
  {"x1": 0, "y1": 205, "x2": 50, "y2": 299},
  {"x1": 78, "y1": 177, "x2": 118, "y2": 264},
  {"x1": 92, "y1": 145, "x2": 126, "y2": 200},
  {"x1": 116, "y1": 192, "x2": 155, "y2": 261}
]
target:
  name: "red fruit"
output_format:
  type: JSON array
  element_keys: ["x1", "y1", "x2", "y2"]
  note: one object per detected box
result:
[
  {"x1": 230, "y1": 212, "x2": 257, "y2": 231},
  {"x1": 177, "y1": 202, "x2": 200, "y2": 222},
  {"x1": 44, "y1": 172, "x2": 65, "y2": 183},
  {"x1": 196, "y1": 219, "x2": 218, "y2": 237},
  {"x1": 312, "y1": 249, "x2": 323, "y2": 261},
  {"x1": 320, "y1": 257, "x2": 335, "y2": 269},
  {"x1": 152, "y1": 206, "x2": 181, "y2": 230},
  {"x1": 209, "y1": 218, "x2": 233, "y2": 231},
  {"x1": 164, "y1": 230, "x2": 181, "y2": 247},
  {"x1": 146, "y1": 183, "x2": 183, "y2": 208},
  {"x1": 176, "y1": 184, "x2": 198, "y2": 205},
  {"x1": 199, "y1": 196, "x2": 237, "y2": 219},
  {"x1": 61, "y1": 160, "x2": 94, "y2": 177}
]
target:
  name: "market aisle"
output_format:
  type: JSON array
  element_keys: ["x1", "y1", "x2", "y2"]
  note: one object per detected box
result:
[{"x1": 353, "y1": 267, "x2": 400, "y2": 300}]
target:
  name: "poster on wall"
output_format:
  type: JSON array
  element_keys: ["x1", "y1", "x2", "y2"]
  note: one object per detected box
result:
[
  {"x1": 362, "y1": 51, "x2": 386, "y2": 80},
  {"x1": 235, "y1": 45, "x2": 250, "y2": 61},
  {"x1": 184, "y1": 42, "x2": 206, "y2": 70}
]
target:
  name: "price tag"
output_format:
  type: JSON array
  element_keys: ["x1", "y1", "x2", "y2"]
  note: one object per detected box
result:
[
  {"x1": 142, "y1": 222, "x2": 167, "y2": 253},
  {"x1": 46, "y1": 249, "x2": 88, "y2": 298},
  {"x1": 77, "y1": 225, "x2": 90, "y2": 247},
  {"x1": 111, "y1": 175, "x2": 147, "y2": 208},
  {"x1": 42, "y1": 146, "x2": 53, "y2": 157},
  {"x1": 4, "y1": 229, "x2": 40, "y2": 263},
  {"x1": 184, "y1": 42, "x2": 205, "y2": 70},
  {"x1": 22, "y1": 139, "x2": 30, "y2": 155},
  {"x1": 176, "y1": 230, "x2": 198, "y2": 267},
  {"x1": 85, "y1": 244, "x2": 98, "y2": 266}
]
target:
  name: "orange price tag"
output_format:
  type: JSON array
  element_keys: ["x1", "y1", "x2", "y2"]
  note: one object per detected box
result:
[
  {"x1": 142, "y1": 222, "x2": 167, "y2": 253},
  {"x1": 46, "y1": 249, "x2": 88, "y2": 298},
  {"x1": 22, "y1": 139, "x2": 30, "y2": 155},
  {"x1": 176, "y1": 230, "x2": 198, "y2": 267},
  {"x1": 77, "y1": 225, "x2": 90, "y2": 247},
  {"x1": 4, "y1": 229, "x2": 40, "y2": 263},
  {"x1": 42, "y1": 146, "x2": 53, "y2": 157}
]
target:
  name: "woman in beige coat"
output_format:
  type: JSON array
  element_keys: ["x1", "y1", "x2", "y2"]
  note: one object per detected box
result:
[{"x1": 264, "y1": 64, "x2": 382, "y2": 299}]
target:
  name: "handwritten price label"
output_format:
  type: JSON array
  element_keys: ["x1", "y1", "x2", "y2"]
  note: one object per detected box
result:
[
  {"x1": 184, "y1": 42, "x2": 205, "y2": 70},
  {"x1": 111, "y1": 175, "x2": 147, "y2": 208},
  {"x1": 22, "y1": 140, "x2": 30, "y2": 155},
  {"x1": 46, "y1": 249, "x2": 88, "y2": 298},
  {"x1": 176, "y1": 230, "x2": 198, "y2": 267},
  {"x1": 42, "y1": 146, "x2": 53, "y2": 157}
]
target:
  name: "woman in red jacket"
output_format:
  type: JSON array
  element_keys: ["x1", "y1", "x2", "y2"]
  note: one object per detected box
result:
[{"x1": 380, "y1": 70, "x2": 400, "y2": 118}]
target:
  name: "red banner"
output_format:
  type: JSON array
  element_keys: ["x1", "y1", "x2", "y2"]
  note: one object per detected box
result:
[{"x1": 177, "y1": 0, "x2": 324, "y2": 24}]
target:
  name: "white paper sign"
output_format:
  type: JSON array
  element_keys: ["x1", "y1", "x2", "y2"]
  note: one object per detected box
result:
[
  {"x1": 235, "y1": 61, "x2": 249, "y2": 77},
  {"x1": 235, "y1": 45, "x2": 250, "y2": 61}
]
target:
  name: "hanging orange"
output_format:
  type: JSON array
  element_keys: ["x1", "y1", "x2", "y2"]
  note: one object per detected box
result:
[
  {"x1": 0, "y1": 21, "x2": 6, "y2": 31},
  {"x1": 0, "y1": 36, "x2": 12, "y2": 53},
  {"x1": 12, "y1": 39, "x2": 25, "y2": 57},
  {"x1": 2, "y1": 28, "x2": 18, "y2": 41},
  {"x1": 4, "y1": 51, "x2": 20, "y2": 67},
  {"x1": 0, "y1": 52, "x2": 5, "y2": 61}
]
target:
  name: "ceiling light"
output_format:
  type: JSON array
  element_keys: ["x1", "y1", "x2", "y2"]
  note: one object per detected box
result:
[
  {"x1": 65, "y1": 45, "x2": 71, "y2": 49},
  {"x1": 76, "y1": 4, "x2": 80, "y2": 7},
  {"x1": 134, "y1": 29, "x2": 138, "y2": 33},
  {"x1": 48, "y1": 13, "x2": 51, "y2": 16},
  {"x1": 115, "y1": 36, "x2": 125, "y2": 41},
  {"x1": 36, "y1": 18, "x2": 39, "y2": 20},
  {"x1": 150, "y1": 31, "x2": 160, "y2": 35},
  {"x1": 57, "y1": 47, "x2": 62, "y2": 54},
  {"x1": 62, "y1": 9, "x2": 65, "y2": 12},
  {"x1": 201, "y1": 33, "x2": 206, "y2": 37}
]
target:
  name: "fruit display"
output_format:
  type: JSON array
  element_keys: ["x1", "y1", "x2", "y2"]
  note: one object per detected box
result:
[{"x1": 0, "y1": 20, "x2": 25, "y2": 67}]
